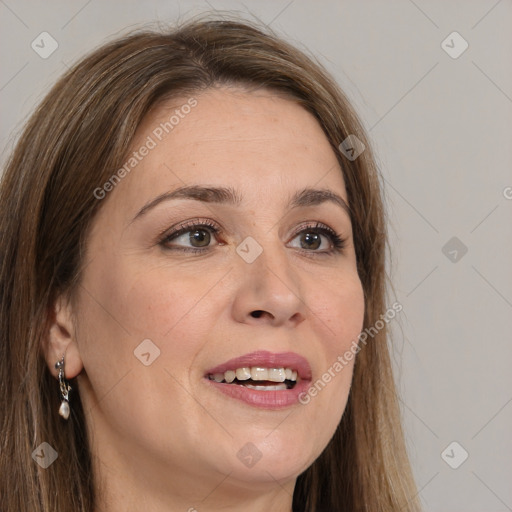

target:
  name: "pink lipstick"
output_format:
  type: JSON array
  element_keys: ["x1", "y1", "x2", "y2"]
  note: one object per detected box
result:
[{"x1": 204, "y1": 350, "x2": 312, "y2": 409}]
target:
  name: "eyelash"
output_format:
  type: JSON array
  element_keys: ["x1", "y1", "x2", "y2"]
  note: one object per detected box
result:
[{"x1": 159, "y1": 218, "x2": 347, "y2": 255}]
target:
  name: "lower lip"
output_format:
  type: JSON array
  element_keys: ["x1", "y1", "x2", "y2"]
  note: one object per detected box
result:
[{"x1": 204, "y1": 378, "x2": 311, "y2": 409}]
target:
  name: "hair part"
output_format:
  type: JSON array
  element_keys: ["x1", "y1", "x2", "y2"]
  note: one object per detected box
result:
[{"x1": 0, "y1": 16, "x2": 420, "y2": 512}]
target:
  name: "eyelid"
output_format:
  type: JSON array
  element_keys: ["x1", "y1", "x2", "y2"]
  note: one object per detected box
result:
[
  {"x1": 290, "y1": 221, "x2": 335, "y2": 237},
  {"x1": 159, "y1": 218, "x2": 221, "y2": 240}
]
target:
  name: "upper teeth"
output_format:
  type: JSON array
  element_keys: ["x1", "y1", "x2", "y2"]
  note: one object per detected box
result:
[{"x1": 211, "y1": 367, "x2": 298, "y2": 383}]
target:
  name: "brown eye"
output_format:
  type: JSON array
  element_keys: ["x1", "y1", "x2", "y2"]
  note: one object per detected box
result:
[
  {"x1": 161, "y1": 222, "x2": 220, "y2": 251},
  {"x1": 289, "y1": 230, "x2": 329, "y2": 251},
  {"x1": 288, "y1": 223, "x2": 347, "y2": 254},
  {"x1": 300, "y1": 232, "x2": 321, "y2": 250},
  {"x1": 189, "y1": 229, "x2": 211, "y2": 247}
]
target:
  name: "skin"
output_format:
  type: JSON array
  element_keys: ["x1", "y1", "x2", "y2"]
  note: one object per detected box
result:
[{"x1": 45, "y1": 87, "x2": 365, "y2": 512}]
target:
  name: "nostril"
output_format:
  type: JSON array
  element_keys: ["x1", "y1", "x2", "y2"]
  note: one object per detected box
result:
[{"x1": 250, "y1": 310, "x2": 264, "y2": 318}]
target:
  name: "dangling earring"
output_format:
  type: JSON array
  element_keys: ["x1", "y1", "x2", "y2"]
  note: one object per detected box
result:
[{"x1": 55, "y1": 355, "x2": 72, "y2": 420}]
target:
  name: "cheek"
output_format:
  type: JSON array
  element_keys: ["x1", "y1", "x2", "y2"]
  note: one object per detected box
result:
[
  {"x1": 74, "y1": 260, "x2": 228, "y2": 449},
  {"x1": 82, "y1": 255, "x2": 223, "y2": 339},
  {"x1": 120, "y1": 263, "x2": 234, "y2": 355},
  {"x1": 309, "y1": 271, "x2": 365, "y2": 353},
  {"x1": 74, "y1": 256, "x2": 214, "y2": 386},
  {"x1": 298, "y1": 272, "x2": 364, "y2": 433},
  {"x1": 75, "y1": 257, "x2": 233, "y2": 426}
]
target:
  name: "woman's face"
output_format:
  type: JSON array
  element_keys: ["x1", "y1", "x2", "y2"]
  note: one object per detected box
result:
[{"x1": 65, "y1": 87, "x2": 365, "y2": 504}]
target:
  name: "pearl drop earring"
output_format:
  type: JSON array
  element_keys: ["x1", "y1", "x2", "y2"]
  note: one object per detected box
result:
[{"x1": 55, "y1": 356, "x2": 72, "y2": 420}]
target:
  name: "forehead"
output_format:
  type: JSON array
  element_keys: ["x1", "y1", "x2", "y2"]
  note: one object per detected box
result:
[{"x1": 108, "y1": 87, "x2": 347, "y2": 215}]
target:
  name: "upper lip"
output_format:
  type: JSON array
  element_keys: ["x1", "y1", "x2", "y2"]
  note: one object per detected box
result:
[{"x1": 205, "y1": 350, "x2": 312, "y2": 380}]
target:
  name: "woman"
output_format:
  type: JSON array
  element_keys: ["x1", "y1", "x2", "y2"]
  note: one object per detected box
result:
[{"x1": 0, "y1": 17, "x2": 421, "y2": 512}]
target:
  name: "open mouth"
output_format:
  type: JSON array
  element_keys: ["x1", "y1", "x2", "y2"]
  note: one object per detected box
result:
[
  {"x1": 204, "y1": 351, "x2": 311, "y2": 408},
  {"x1": 207, "y1": 367, "x2": 298, "y2": 391}
]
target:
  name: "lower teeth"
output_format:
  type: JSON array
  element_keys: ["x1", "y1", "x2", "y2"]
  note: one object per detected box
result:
[{"x1": 243, "y1": 383, "x2": 287, "y2": 391}]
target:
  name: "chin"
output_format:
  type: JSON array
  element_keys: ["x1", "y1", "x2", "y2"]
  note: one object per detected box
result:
[{"x1": 210, "y1": 428, "x2": 325, "y2": 485}]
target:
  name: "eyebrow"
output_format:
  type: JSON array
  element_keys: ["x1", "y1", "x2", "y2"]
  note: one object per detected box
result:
[{"x1": 131, "y1": 185, "x2": 350, "y2": 222}]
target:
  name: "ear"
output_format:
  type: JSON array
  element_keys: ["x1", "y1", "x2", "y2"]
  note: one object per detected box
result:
[{"x1": 44, "y1": 294, "x2": 84, "y2": 380}]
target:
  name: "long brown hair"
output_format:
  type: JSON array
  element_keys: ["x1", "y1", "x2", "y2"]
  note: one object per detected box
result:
[{"x1": 0, "y1": 17, "x2": 421, "y2": 511}]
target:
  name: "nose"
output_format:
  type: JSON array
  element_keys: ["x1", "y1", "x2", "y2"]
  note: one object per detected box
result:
[{"x1": 231, "y1": 244, "x2": 306, "y2": 328}]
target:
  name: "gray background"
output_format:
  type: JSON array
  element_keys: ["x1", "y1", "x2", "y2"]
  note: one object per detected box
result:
[{"x1": 1, "y1": 1, "x2": 511, "y2": 510}]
